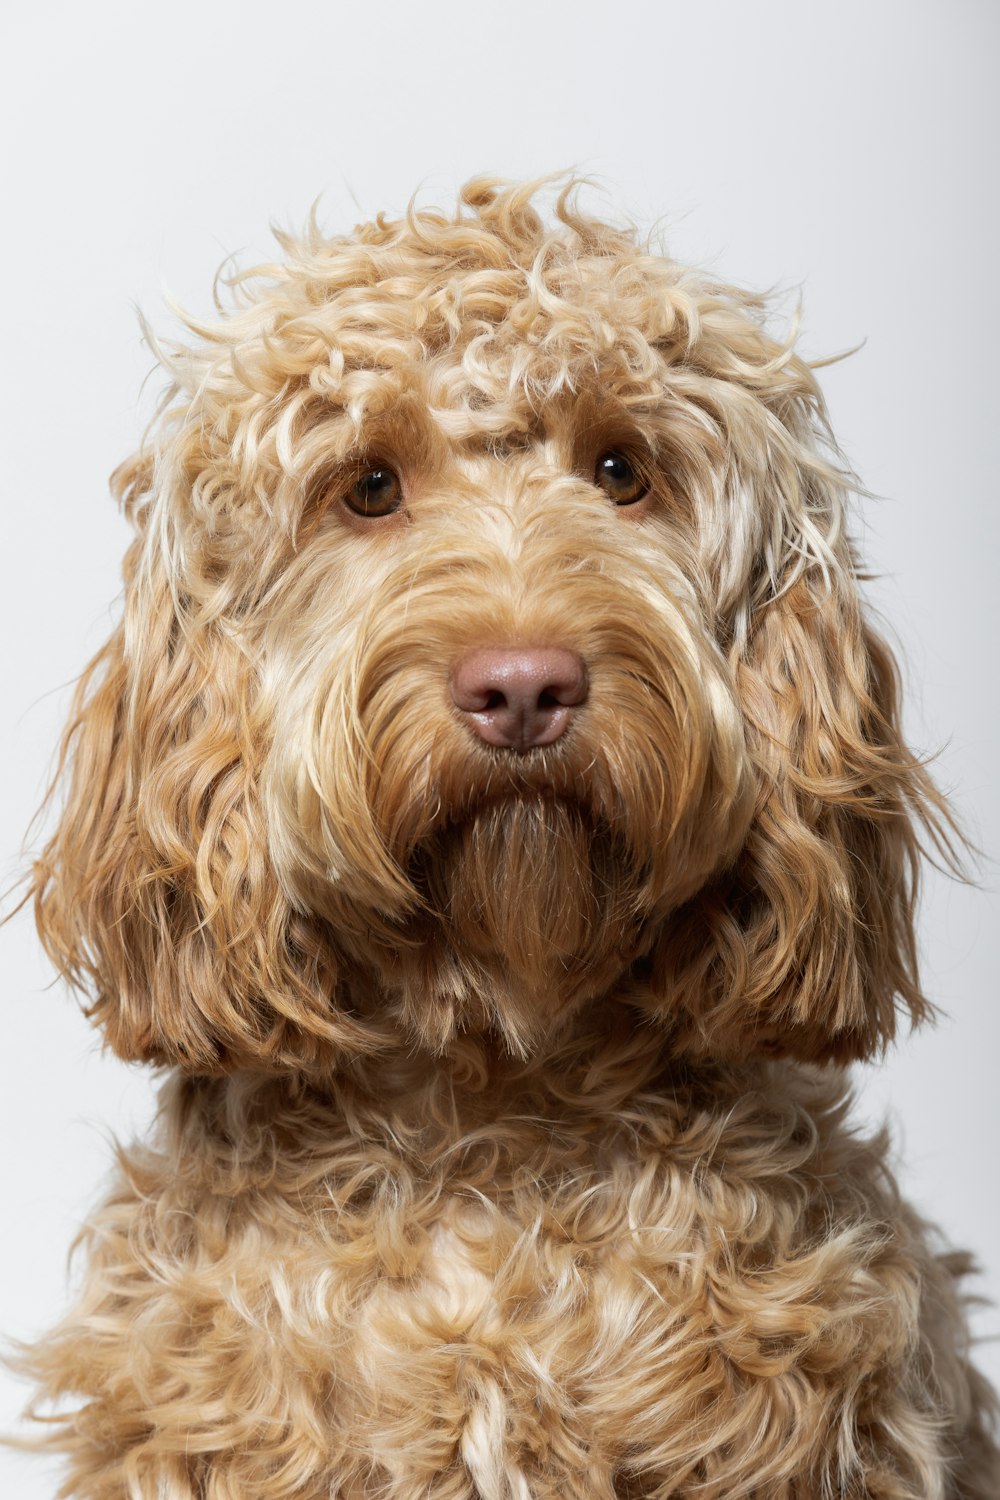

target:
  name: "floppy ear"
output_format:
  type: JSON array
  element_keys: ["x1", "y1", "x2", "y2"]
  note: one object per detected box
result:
[
  {"x1": 29, "y1": 456, "x2": 375, "y2": 1075},
  {"x1": 640, "y1": 363, "x2": 959, "y2": 1064}
]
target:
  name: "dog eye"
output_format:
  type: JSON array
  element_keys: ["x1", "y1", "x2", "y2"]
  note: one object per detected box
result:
[
  {"x1": 594, "y1": 452, "x2": 647, "y2": 506},
  {"x1": 344, "y1": 467, "x2": 403, "y2": 517}
]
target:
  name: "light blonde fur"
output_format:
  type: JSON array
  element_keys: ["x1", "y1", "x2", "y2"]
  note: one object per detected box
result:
[{"x1": 12, "y1": 178, "x2": 999, "y2": 1497}]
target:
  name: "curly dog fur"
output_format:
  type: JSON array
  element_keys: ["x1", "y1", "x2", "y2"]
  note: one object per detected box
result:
[{"x1": 15, "y1": 179, "x2": 1000, "y2": 1497}]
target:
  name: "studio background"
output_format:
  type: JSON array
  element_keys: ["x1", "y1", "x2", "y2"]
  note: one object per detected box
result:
[{"x1": 1, "y1": 1, "x2": 996, "y2": 1492}]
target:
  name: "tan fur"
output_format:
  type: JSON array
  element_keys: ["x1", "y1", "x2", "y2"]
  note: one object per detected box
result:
[{"x1": 12, "y1": 178, "x2": 998, "y2": 1496}]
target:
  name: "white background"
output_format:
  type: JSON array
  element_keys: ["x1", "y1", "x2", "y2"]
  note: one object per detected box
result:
[{"x1": 1, "y1": 1, "x2": 997, "y2": 1493}]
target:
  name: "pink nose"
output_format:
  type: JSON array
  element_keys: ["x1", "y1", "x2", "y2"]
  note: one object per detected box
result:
[{"x1": 450, "y1": 646, "x2": 589, "y2": 752}]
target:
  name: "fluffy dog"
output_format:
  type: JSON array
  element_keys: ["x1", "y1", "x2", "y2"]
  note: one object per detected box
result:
[{"x1": 16, "y1": 179, "x2": 999, "y2": 1498}]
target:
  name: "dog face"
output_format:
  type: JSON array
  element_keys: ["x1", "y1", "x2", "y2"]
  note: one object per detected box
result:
[
  {"x1": 32, "y1": 180, "x2": 949, "y2": 1072},
  {"x1": 260, "y1": 394, "x2": 756, "y2": 1057}
]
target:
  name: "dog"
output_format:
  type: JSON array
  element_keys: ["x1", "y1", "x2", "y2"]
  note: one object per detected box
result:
[{"x1": 15, "y1": 178, "x2": 999, "y2": 1498}]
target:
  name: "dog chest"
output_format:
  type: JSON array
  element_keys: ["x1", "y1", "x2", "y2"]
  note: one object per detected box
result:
[{"x1": 38, "y1": 1065, "x2": 942, "y2": 1498}]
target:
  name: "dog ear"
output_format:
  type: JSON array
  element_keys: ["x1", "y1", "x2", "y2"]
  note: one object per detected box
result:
[
  {"x1": 29, "y1": 454, "x2": 375, "y2": 1074},
  {"x1": 641, "y1": 357, "x2": 960, "y2": 1064}
]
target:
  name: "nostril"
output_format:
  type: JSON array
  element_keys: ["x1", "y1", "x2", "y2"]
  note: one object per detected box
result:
[{"x1": 450, "y1": 646, "x2": 589, "y2": 751}]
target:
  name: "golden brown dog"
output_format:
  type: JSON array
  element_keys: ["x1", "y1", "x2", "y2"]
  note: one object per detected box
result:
[{"x1": 17, "y1": 179, "x2": 1000, "y2": 1497}]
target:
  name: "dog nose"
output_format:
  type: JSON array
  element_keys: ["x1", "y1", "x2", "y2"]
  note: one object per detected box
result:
[{"x1": 450, "y1": 646, "x2": 589, "y2": 752}]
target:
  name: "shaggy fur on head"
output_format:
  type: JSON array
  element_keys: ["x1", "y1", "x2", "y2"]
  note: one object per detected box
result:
[{"x1": 14, "y1": 178, "x2": 999, "y2": 1498}]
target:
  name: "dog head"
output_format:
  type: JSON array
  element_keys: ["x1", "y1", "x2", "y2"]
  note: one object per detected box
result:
[{"x1": 32, "y1": 179, "x2": 952, "y2": 1072}]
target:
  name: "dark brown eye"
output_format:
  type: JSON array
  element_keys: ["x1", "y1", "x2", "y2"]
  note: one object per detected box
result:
[
  {"x1": 344, "y1": 466, "x2": 403, "y2": 517},
  {"x1": 594, "y1": 451, "x2": 646, "y2": 506}
]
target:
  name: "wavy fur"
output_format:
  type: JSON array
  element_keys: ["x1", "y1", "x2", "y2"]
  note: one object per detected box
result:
[{"x1": 13, "y1": 178, "x2": 999, "y2": 1497}]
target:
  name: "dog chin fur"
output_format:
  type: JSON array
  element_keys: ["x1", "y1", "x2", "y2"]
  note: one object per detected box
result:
[
  {"x1": 386, "y1": 797, "x2": 660, "y2": 1054},
  {"x1": 13, "y1": 177, "x2": 1000, "y2": 1498}
]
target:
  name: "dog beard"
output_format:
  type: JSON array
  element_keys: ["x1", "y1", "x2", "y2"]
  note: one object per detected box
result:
[{"x1": 391, "y1": 794, "x2": 654, "y2": 1054}]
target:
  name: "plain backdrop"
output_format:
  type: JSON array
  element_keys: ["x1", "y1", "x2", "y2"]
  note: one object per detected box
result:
[{"x1": 1, "y1": 1, "x2": 997, "y2": 1492}]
